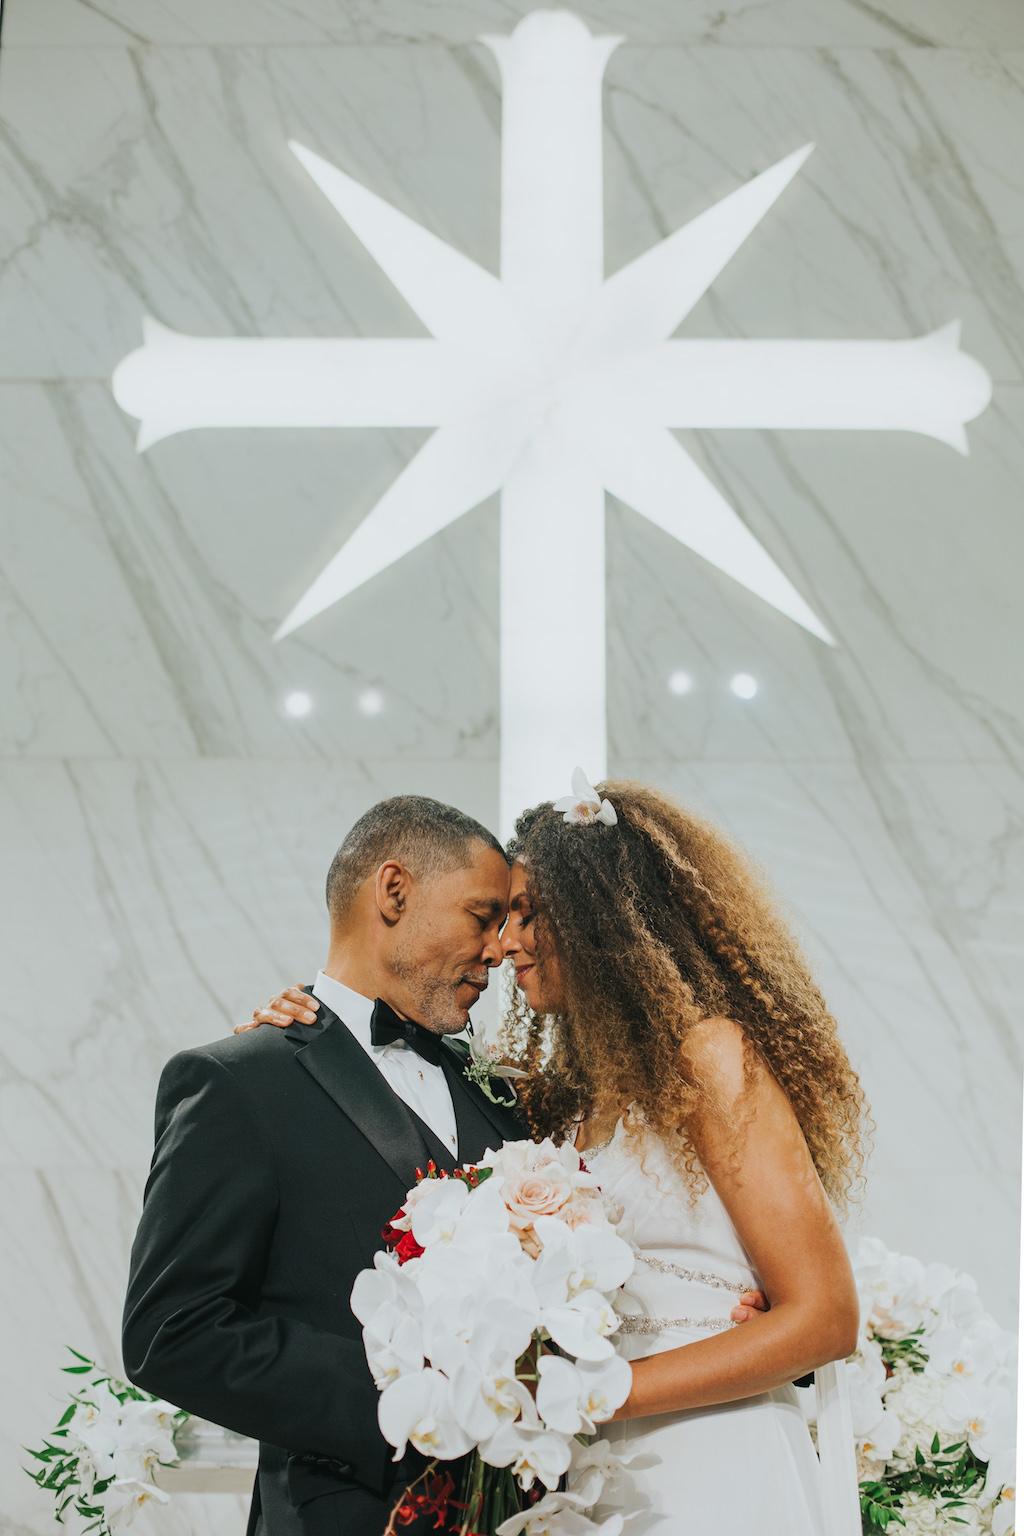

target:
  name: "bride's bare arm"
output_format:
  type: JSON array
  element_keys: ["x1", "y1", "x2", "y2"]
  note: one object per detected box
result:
[{"x1": 613, "y1": 1018, "x2": 859, "y2": 1420}]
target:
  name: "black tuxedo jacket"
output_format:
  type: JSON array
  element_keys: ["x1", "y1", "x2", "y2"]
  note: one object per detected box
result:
[{"x1": 122, "y1": 1001, "x2": 525, "y2": 1535}]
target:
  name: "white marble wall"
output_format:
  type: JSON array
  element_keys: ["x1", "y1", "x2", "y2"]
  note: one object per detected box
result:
[{"x1": 1, "y1": 2, "x2": 1022, "y2": 1531}]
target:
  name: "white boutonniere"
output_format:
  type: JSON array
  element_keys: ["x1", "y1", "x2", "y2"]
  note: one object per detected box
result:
[
  {"x1": 553, "y1": 766, "x2": 618, "y2": 826},
  {"x1": 448, "y1": 1032, "x2": 529, "y2": 1107}
]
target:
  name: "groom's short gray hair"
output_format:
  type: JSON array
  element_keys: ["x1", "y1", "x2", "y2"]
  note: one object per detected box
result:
[{"x1": 326, "y1": 795, "x2": 504, "y2": 920}]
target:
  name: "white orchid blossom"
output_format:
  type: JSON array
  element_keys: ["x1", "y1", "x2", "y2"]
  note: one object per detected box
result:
[
  {"x1": 541, "y1": 1299, "x2": 620, "y2": 1360},
  {"x1": 415, "y1": 1235, "x2": 528, "y2": 1323},
  {"x1": 378, "y1": 1368, "x2": 476, "y2": 1461},
  {"x1": 407, "y1": 1177, "x2": 472, "y2": 1247},
  {"x1": 103, "y1": 1478, "x2": 171, "y2": 1530},
  {"x1": 362, "y1": 1308, "x2": 426, "y2": 1389},
  {"x1": 553, "y1": 767, "x2": 618, "y2": 827},
  {"x1": 530, "y1": 1216, "x2": 633, "y2": 1303},
  {"x1": 927, "y1": 1314, "x2": 1016, "y2": 1384},
  {"x1": 480, "y1": 1420, "x2": 573, "y2": 1490},
  {"x1": 983, "y1": 1448, "x2": 1017, "y2": 1536},
  {"x1": 566, "y1": 1437, "x2": 649, "y2": 1508},
  {"x1": 423, "y1": 1289, "x2": 536, "y2": 1381},
  {"x1": 991, "y1": 1496, "x2": 1016, "y2": 1536},
  {"x1": 450, "y1": 1356, "x2": 538, "y2": 1442},
  {"x1": 350, "y1": 1249, "x2": 423, "y2": 1323},
  {"x1": 536, "y1": 1352, "x2": 632, "y2": 1434},
  {"x1": 844, "y1": 1337, "x2": 903, "y2": 1463},
  {"x1": 943, "y1": 1379, "x2": 1015, "y2": 1462},
  {"x1": 496, "y1": 1490, "x2": 626, "y2": 1536},
  {"x1": 495, "y1": 1492, "x2": 587, "y2": 1536}
]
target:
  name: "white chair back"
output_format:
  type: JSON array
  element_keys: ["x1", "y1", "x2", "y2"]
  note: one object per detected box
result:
[{"x1": 814, "y1": 1359, "x2": 862, "y2": 1536}]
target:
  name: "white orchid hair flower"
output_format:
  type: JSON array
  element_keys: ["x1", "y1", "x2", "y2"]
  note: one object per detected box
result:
[{"x1": 553, "y1": 767, "x2": 618, "y2": 828}]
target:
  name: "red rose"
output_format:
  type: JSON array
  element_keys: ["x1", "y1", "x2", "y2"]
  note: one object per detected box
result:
[
  {"x1": 394, "y1": 1231, "x2": 425, "y2": 1265},
  {"x1": 381, "y1": 1210, "x2": 408, "y2": 1249}
]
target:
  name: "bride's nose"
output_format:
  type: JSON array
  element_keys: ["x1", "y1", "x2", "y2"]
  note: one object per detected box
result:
[{"x1": 501, "y1": 925, "x2": 521, "y2": 958}]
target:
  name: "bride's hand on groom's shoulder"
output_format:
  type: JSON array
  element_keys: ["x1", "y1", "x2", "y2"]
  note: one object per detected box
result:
[{"x1": 234, "y1": 985, "x2": 319, "y2": 1035}]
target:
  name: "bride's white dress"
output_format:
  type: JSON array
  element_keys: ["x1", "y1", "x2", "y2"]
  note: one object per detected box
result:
[{"x1": 588, "y1": 1121, "x2": 824, "y2": 1535}]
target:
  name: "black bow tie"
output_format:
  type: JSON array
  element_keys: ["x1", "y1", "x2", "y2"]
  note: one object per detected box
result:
[{"x1": 370, "y1": 998, "x2": 444, "y2": 1066}]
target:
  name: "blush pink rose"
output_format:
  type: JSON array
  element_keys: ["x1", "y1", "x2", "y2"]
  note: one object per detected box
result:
[
  {"x1": 560, "y1": 1189, "x2": 613, "y2": 1231},
  {"x1": 503, "y1": 1165, "x2": 573, "y2": 1230}
]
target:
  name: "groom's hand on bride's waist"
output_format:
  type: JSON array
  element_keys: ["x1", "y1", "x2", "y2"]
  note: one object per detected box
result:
[
  {"x1": 235, "y1": 985, "x2": 320, "y2": 1033},
  {"x1": 730, "y1": 1290, "x2": 769, "y2": 1322}
]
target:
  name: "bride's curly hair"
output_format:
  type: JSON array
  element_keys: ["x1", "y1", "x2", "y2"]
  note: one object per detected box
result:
[{"x1": 503, "y1": 780, "x2": 868, "y2": 1209}]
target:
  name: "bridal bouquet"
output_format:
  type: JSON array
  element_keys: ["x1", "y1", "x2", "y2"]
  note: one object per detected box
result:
[
  {"x1": 844, "y1": 1239, "x2": 1016, "y2": 1536},
  {"x1": 351, "y1": 1139, "x2": 637, "y2": 1535},
  {"x1": 25, "y1": 1351, "x2": 185, "y2": 1534}
]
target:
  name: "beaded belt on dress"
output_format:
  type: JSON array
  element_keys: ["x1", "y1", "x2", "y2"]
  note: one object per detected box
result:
[{"x1": 617, "y1": 1252, "x2": 747, "y2": 1335}]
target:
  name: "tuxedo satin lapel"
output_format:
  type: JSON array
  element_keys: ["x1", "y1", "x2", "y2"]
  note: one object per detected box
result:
[
  {"x1": 440, "y1": 1045, "x2": 526, "y2": 1150},
  {"x1": 293, "y1": 1009, "x2": 432, "y2": 1188}
]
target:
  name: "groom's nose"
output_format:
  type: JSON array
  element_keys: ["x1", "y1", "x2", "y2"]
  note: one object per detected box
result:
[{"x1": 480, "y1": 930, "x2": 505, "y2": 968}]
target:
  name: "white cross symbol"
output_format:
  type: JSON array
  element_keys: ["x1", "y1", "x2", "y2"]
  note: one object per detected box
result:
[{"x1": 112, "y1": 9, "x2": 991, "y2": 833}]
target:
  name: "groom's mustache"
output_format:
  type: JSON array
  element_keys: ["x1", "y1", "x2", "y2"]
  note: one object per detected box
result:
[{"x1": 460, "y1": 972, "x2": 490, "y2": 992}]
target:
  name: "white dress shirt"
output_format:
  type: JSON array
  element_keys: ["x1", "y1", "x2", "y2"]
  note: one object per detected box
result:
[{"x1": 312, "y1": 971, "x2": 459, "y2": 1158}]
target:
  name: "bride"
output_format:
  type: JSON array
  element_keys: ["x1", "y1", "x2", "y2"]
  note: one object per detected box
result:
[
  {"x1": 251, "y1": 777, "x2": 866, "y2": 1535},
  {"x1": 498, "y1": 777, "x2": 865, "y2": 1534}
]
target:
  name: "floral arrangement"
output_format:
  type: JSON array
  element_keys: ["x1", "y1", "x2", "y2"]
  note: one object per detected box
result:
[
  {"x1": 351, "y1": 1139, "x2": 637, "y2": 1535},
  {"x1": 845, "y1": 1238, "x2": 1016, "y2": 1535},
  {"x1": 28, "y1": 1230, "x2": 1017, "y2": 1536},
  {"x1": 448, "y1": 1031, "x2": 529, "y2": 1109},
  {"x1": 25, "y1": 1352, "x2": 185, "y2": 1534}
]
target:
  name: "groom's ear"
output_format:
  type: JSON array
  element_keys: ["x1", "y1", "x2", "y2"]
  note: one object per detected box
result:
[{"x1": 374, "y1": 860, "x2": 412, "y2": 927}]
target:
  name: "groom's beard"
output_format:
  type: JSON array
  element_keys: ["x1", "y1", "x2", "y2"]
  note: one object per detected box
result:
[{"x1": 389, "y1": 952, "x2": 488, "y2": 1033}]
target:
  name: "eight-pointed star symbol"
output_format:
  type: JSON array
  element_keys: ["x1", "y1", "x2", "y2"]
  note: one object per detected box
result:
[{"x1": 113, "y1": 9, "x2": 991, "y2": 826}]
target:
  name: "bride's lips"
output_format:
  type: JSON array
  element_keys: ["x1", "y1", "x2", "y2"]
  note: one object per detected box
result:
[{"x1": 514, "y1": 964, "x2": 535, "y2": 987}]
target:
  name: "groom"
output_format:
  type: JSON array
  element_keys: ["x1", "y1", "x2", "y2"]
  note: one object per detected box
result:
[{"x1": 122, "y1": 795, "x2": 525, "y2": 1536}]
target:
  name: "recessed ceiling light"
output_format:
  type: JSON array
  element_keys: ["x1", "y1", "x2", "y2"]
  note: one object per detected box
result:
[
  {"x1": 729, "y1": 673, "x2": 758, "y2": 700},
  {"x1": 358, "y1": 687, "x2": 385, "y2": 716},
  {"x1": 668, "y1": 670, "x2": 693, "y2": 696},
  {"x1": 284, "y1": 690, "x2": 313, "y2": 717}
]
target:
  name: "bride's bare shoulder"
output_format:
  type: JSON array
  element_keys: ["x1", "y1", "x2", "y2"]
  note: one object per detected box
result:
[{"x1": 679, "y1": 1017, "x2": 753, "y2": 1103}]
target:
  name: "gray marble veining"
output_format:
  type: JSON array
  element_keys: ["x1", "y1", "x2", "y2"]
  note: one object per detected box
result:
[{"x1": 8, "y1": 0, "x2": 1024, "y2": 49}]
